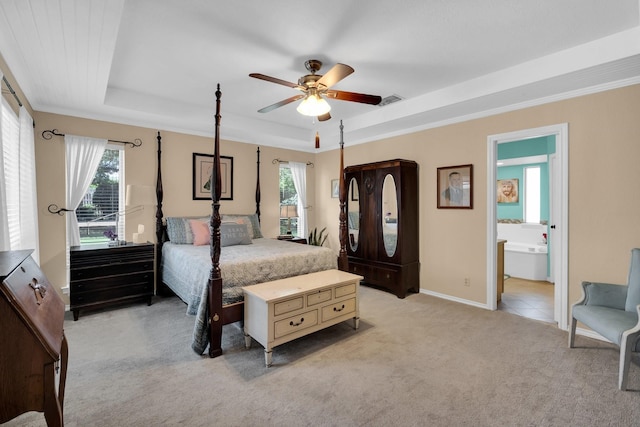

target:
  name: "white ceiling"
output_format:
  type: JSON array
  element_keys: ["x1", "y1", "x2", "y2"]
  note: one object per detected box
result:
[{"x1": 1, "y1": 0, "x2": 639, "y2": 152}]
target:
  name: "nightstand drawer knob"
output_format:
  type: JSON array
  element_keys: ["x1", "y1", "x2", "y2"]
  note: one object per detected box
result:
[{"x1": 333, "y1": 304, "x2": 345, "y2": 312}]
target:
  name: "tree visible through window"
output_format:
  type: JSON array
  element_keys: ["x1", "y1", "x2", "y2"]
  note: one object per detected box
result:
[
  {"x1": 279, "y1": 165, "x2": 299, "y2": 236},
  {"x1": 77, "y1": 146, "x2": 124, "y2": 243}
]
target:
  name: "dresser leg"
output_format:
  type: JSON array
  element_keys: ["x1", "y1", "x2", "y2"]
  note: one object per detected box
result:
[
  {"x1": 72, "y1": 310, "x2": 79, "y2": 321},
  {"x1": 244, "y1": 331, "x2": 251, "y2": 349},
  {"x1": 353, "y1": 316, "x2": 360, "y2": 330},
  {"x1": 265, "y1": 349, "x2": 272, "y2": 367}
]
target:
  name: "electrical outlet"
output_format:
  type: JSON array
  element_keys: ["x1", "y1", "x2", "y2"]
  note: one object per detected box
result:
[{"x1": 464, "y1": 278, "x2": 470, "y2": 286}]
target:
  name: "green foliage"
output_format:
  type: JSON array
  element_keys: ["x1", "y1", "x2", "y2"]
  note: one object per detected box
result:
[
  {"x1": 308, "y1": 227, "x2": 328, "y2": 247},
  {"x1": 279, "y1": 167, "x2": 298, "y2": 205}
]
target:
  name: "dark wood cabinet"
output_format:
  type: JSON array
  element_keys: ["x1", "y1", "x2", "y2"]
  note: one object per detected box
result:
[
  {"x1": 70, "y1": 242, "x2": 154, "y2": 320},
  {"x1": 344, "y1": 159, "x2": 419, "y2": 298},
  {"x1": 0, "y1": 250, "x2": 68, "y2": 426}
]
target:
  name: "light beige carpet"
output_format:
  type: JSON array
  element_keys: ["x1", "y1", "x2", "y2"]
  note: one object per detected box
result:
[{"x1": 6, "y1": 286, "x2": 640, "y2": 427}]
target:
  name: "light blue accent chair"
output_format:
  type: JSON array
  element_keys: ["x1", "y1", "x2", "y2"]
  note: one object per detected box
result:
[{"x1": 569, "y1": 248, "x2": 640, "y2": 390}]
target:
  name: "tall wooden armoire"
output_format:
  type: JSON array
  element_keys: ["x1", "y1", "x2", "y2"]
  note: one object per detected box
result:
[
  {"x1": 343, "y1": 159, "x2": 419, "y2": 298},
  {"x1": 0, "y1": 250, "x2": 68, "y2": 426}
]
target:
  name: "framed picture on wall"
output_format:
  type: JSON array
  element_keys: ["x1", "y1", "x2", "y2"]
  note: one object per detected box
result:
[
  {"x1": 437, "y1": 164, "x2": 473, "y2": 209},
  {"x1": 192, "y1": 153, "x2": 233, "y2": 200},
  {"x1": 331, "y1": 179, "x2": 339, "y2": 198},
  {"x1": 497, "y1": 178, "x2": 519, "y2": 203}
]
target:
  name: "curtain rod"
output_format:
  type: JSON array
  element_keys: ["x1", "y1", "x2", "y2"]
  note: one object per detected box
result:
[
  {"x1": 41, "y1": 129, "x2": 143, "y2": 148},
  {"x1": 1, "y1": 75, "x2": 22, "y2": 107},
  {"x1": 272, "y1": 158, "x2": 314, "y2": 167}
]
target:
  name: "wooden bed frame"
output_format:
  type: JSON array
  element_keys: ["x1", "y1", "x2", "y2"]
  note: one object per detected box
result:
[{"x1": 154, "y1": 85, "x2": 349, "y2": 357}]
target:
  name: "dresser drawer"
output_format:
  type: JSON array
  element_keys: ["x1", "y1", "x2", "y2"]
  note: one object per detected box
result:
[
  {"x1": 70, "y1": 282, "x2": 152, "y2": 306},
  {"x1": 71, "y1": 271, "x2": 153, "y2": 293},
  {"x1": 71, "y1": 260, "x2": 153, "y2": 281},
  {"x1": 306, "y1": 289, "x2": 332, "y2": 306},
  {"x1": 274, "y1": 309, "x2": 318, "y2": 339},
  {"x1": 274, "y1": 296, "x2": 304, "y2": 316},
  {"x1": 321, "y1": 297, "x2": 356, "y2": 323}
]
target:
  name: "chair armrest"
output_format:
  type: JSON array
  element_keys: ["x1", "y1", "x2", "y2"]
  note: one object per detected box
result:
[{"x1": 577, "y1": 281, "x2": 628, "y2": 309}]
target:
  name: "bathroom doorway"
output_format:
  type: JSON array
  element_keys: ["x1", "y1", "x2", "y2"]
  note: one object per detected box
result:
[{"x1": 486, "y1": 124, "x2": 569, "y2": 330}]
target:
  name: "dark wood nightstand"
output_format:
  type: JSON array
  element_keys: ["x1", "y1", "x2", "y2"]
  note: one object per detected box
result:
[
  {"x1": 276, "y1": 236, "x2": 307, "y2": 244},
  {"x1": 70, "y1": 242, "x2": 154, "y2": 320}
]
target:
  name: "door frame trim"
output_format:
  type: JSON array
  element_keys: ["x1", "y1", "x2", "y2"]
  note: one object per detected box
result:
[{"x1": 486, "y1": 123, "x2": 569, "y2": 330}]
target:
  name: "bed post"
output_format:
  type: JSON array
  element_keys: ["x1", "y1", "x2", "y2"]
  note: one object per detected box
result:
[
  {"x1": 208, "y1": 84, "x2": 224, "y2": 358},
  {"x1": 338, "y1": 120, "x2": 349, "y2": 271},
  {"x1": 255, "y1": 147, "x2": 261, "y2": 221},
  {"x1": 155, "y1": 131, "x2": 164, "y2": 293}
]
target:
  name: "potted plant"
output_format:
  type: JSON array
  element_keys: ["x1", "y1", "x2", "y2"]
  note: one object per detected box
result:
[{"x1": 308, "y1": 227, "x2": 328, "y2": 247}]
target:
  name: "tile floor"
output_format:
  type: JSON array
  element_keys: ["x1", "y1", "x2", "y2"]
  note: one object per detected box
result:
[{"x1": 498, "y1": 276, "x2": 555, "y2": 324}]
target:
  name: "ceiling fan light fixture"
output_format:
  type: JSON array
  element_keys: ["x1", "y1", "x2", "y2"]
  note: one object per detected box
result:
[{"x1": 296, "y1": 94, "x2": 331, "y2": 117}]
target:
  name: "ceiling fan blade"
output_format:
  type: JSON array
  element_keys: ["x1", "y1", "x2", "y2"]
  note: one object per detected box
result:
[
  {"x1": 316, "y1": 63, "x2": 354, "y2": 89},
  {"x1": 318, "y1": 112, "x2": 331, "y2": 122},
  {"x1": 325, "y1": 90, "x2": 382, "y2": 105},
  {"x1": 249, "y1": 73, "x2": 304, "y2": 90},
  {"x1": 257, "y1": 94, "x2": 305, "y2": 113}
]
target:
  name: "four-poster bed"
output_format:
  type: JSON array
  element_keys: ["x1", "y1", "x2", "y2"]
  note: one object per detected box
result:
[{"x1": 154, "y1": 85, "x2": 349, "y2": 357}]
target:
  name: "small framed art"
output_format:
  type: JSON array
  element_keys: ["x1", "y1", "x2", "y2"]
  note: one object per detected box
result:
[
  {"x1": 437, "y1": 164, "x2": 473, "y2": 209},
  {"x1": 331, "y1": 179, "x2": 339, "y2": 198},
  {"x1": 497, "y1": 178, "x2": 519, "y2": 203},
  {"x1": 192, "y1": 153, "x2": 233, "y2": 200}
]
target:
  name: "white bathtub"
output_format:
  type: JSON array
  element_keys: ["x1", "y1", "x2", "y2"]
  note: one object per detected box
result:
[{"x1": 504, "y1": 242, "x2": 548, "y2": 281}]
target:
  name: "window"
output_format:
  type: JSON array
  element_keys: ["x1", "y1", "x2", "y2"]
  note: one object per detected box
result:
[
  {"x1": 524, "y1": 166, "x2": 541, "y2": 223},
  {"x1": 279, "y1": 165, "x2": 299, "y2": 236},
  {"x1": 77, "y1": 145, "x2": 125, "y2": 244}
]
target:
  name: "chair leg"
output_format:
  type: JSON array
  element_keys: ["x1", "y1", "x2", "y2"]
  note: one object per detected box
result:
[
  {"x1": 619, "y1": 336, "x2": 632, "y2": 391},
  {"x1": 569, "y1": 316, "x2": 577, "y2": 348}
]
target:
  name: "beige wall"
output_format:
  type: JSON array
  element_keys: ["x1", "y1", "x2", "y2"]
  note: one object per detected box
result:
[
  {"x1": 315, "y1": 84, "x2": 640, "y2": 314},
  {"x1": 4, "y1": 45, "x2": 640, "y2": 324},
  {"x1": 32, "y1": 112, "x2": 316, "y2": 304}
]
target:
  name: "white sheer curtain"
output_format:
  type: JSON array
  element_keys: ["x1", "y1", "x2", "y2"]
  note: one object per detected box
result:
[
  {"x1": 65, "y1": 135, "x2": 107, "y2": 247},
  {"x1": 18, "y1": 106, "x2": 40, "y2": 263},
  {"x1": 289, "y1": 162, "x2": 308, "y2": 239}
]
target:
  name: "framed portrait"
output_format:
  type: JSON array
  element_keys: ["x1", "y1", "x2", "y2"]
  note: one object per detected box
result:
[
  {"x1": 497, "y1": 178, "x2": 519, "y2": 203},
  {"x1": 331, "y1": 179, "x2": 339, "y2": 198},
  {"x1": 192, "y1": 153, "x2": 233, "y2": 200},
  {"x1": 437, "y1": 164, "x2": 473, "y2": 209}
]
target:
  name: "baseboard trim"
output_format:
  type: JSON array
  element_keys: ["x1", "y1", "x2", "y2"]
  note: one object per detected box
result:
[{"x1": 420, "y1": 289, "x2": 488, "y2": 310}]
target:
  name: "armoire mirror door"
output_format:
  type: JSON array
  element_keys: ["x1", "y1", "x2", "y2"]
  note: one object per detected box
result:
[
  {"x1": 347, "y1": 177, "x2": 360, "y2": 252},
  {"x1": 381, "y1": 174, "x2": 398, "y2": 257}
]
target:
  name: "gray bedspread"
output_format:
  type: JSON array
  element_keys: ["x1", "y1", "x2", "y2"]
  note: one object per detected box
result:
[{"x1": 161, "y1": 238, "x2": 337, "y2": 354}]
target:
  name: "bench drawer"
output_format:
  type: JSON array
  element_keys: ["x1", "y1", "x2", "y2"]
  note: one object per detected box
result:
[
  {"x1": 274, "y1": 309, "x2": 318, "y2": 339},
  {"x1": 321, "y1": 297, "x2": 356, "y2": 322}
]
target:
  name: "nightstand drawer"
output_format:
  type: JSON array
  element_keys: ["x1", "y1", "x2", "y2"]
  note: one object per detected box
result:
[
  {"x1": 71, "y1": 271, "x2": 153, "y2": 293},
  {"x1": 70, "y1": 260, "x2": 153, "y2": 281},
  {"x1": 274, "y1": 309, "x2": 318, "y2": 339},
  {"x1": 70, "y1": 282, "x2": 152, "y2": 306}
]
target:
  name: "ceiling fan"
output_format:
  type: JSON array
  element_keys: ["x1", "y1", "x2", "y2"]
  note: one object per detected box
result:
[{"x1": 249, "y1": 59, "x2": 382, "y2": 121}]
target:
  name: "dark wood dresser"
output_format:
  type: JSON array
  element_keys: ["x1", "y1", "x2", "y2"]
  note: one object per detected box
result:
[
  {"x1": 344, "y1": 159, "x2": 420, "y2": 298},
  {"x1": 0, "y1": 250, "x2": 68, "y2": 426},
  {"x1": 70, "y1": 242, "x2": 154, "y2": 320}
]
